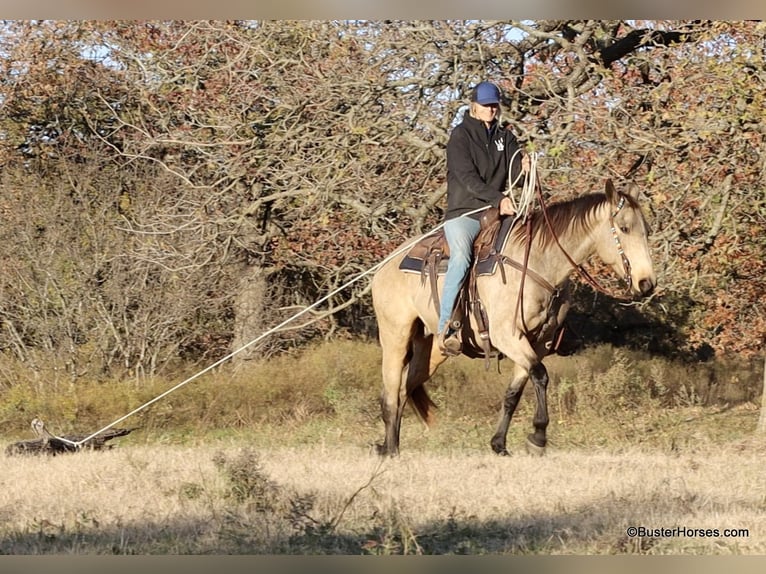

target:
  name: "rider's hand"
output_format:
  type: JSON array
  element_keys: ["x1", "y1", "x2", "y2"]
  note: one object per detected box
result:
[
  {"x1": 499, "y1": 197, "x2": 516, "y2": 217},
  {"x1": 521, "y1": 154, "x2": 531, "y2": 173}
]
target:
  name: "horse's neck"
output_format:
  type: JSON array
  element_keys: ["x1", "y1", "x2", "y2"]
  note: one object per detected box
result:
[{"x1": 528, "y1": 205, "x2": 606, "y2": 287}]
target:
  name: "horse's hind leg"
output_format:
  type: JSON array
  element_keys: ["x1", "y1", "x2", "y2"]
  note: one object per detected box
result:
[
  {"x1": 376, "y1": 322, "x2": 413, "y2": 457},
  {"x1": 377, "y1": 322, "x2": 446, "y2": 457},
  {"x1": 490, "y1": 362, "x2": 529, "y2": 456},
  {"x1": 405, "y1": 325, "x2": 446, "y2": 422}
]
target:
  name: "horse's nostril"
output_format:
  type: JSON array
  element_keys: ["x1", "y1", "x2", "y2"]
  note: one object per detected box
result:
[{"x1": 639, "y1": 279, "x2": 655, "y2": 296}]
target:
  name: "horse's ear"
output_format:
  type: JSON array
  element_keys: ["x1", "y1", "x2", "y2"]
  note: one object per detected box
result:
[
  {"x1": 625, "y1": 182, "x2": 640, "y2": 200},
  {"x1": 604, "y1": 179, "x2": 617, "y2": 202}
]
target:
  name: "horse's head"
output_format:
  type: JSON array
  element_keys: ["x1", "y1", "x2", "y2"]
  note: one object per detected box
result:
[{"x1": 598, "y1": 179, "x2": 656, "y2": 297}]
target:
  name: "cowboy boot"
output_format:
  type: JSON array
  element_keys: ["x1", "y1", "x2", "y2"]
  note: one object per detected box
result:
[{"x1": 438, "y1": 325, "x2": 462, "y2": 357}]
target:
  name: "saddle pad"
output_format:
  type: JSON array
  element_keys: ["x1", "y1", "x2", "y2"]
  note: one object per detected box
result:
[
  {"x1": 398, "y1": 230, "x2": 445, "y2": 274},
  {"x1": 398, "y1": 216, "x2": 516, "y2": 277}
]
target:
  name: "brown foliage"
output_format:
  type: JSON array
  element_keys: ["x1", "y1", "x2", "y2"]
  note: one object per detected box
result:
[{"x1": 0, "y1": 20, "x2": 764, "y2": 381}]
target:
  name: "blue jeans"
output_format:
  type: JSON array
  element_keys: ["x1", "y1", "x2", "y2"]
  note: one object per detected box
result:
[{"x1": 438, "y1": 216, "x2": 481, "y2": 335}]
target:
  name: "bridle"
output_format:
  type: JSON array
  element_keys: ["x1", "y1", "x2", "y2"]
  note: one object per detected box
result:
[
  {"x1": 507, "y1": 179, "x2": 636, "y2": 340},
  {"x1": 535, "y1": 181, "x2": 635, "y2": 301},
  {"x1": 500, "y1": 171, "x2": 632, "y2": 342},
  {"x1": 609, "y1": 195, "x2": 633, "y2": 291}
]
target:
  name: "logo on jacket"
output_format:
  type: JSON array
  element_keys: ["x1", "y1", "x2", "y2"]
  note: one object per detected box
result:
[{"x1": 494, "y1": 138, "x2": 504, "y2": 152}]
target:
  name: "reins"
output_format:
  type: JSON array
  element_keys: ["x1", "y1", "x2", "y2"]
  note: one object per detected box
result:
[
  {"x1": 506, "y1": 156, "x2": 636, "y2": 339},
  {"x1": 512, "y1": 216, "x2": 535, "y2": 335},
  {"x1": 534, "y1": 175, "x2": 634, "y2": 302}
]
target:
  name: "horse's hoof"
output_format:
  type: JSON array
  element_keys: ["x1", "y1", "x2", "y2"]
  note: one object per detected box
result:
[
  {"x1": 490, "y1": 439, "x2": 510, "y2": 456},
  {"x1": 374, "y1": 442, "x2": 399, "y2": 457},
  {"x1": 525, "y1": 435, "x2": 546, "y2": 457}
]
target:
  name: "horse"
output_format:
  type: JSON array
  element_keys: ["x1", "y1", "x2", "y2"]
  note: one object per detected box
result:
[{"x1": 370, "y1": 179, "x2": 656, "y2": 457}]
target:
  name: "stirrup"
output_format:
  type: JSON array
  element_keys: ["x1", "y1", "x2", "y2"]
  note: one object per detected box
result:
[{"x1": 438, "y1": 329, "x2": 462, "y2": 357}]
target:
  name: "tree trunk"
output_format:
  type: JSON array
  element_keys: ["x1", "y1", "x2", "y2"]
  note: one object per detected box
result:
[
  {"x1": 758, "y1": 355, "x2": 766, "y2": 433},
  {"x1": 231, "y1": 266, "x2": 268, "y2": 365}
]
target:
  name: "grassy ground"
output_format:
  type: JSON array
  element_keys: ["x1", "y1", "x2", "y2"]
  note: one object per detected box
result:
[
  {"x1": 1, "y1": 422, "x2": 764, "y2": 555},
  {"x1": 1, "y1": 341, "x2": 765, "y2": 554}
]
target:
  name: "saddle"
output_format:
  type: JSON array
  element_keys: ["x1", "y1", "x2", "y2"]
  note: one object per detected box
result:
[{"x1": 399, "y1": 208, "x2": 512, "y2": 365}]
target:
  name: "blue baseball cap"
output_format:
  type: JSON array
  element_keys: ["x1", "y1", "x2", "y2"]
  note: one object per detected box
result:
[{"x1": 471, "y1": 81, "x2": 501, "y2": 105}]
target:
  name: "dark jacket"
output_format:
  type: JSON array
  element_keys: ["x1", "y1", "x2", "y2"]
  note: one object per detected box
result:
[{"x1": 445, "y1": 113, "x2": 524, "y2": 221}]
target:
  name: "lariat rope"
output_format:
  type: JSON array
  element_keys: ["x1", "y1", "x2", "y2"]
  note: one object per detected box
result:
[
  {"x1": 509, "y1": 150, "x2": 538, "y2": 336},
  {"x1": 63, "y1": 204, "x2": 492, "y2": 448},
  {"x1": 60, "y1": 151, "x2": 631, "y2": 448},
  {"x1": 506, "y1": 148, "x2": 537, "y2": 224}
]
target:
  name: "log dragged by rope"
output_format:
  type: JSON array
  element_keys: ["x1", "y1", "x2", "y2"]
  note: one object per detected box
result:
[{"x1": 5, "y1": 418, "x2": 137, "y2": 456}]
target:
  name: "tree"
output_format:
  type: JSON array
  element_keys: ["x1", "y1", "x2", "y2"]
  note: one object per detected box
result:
[
  {"x1": 0, "y1": 20, "x2": 764, "y2": 382},
  {"x1": 519, "y1": 21, "x2": 766, "y2": 359},
  {"x1": 759, "y1": 356, "x2": 766, "y2": 433}
]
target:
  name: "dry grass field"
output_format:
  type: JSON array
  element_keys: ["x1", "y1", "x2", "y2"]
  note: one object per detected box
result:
[
  {"x1": 1, "y1": 434, "x2": 765, "y2": 555},
  {"x1": 1, "y1": 341, "x2": 765, "y2": 555}
]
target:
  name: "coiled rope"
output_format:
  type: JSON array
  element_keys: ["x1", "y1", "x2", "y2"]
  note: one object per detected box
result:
[{"x1": 506, "y1": 149, "x2": 538, "y2": 224}]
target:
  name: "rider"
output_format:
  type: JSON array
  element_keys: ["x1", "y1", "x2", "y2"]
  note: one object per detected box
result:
[{"x1": 438, "y1": 80, "x2": 529, "y2": 356}]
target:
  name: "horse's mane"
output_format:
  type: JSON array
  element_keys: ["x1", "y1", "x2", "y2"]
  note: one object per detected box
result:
[{"x1": 510, "y1": 192, "x2": 640, "y2": 249}]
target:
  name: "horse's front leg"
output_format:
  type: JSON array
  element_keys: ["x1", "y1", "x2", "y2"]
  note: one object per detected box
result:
[
  {"x1": 490, "y1": 363, "x2": 528, "y2": 455},
  {"x1": 525, "y1": 361, "x2": 549, "y2": 456},
  {"x1": 522, "y1": 295, "x2": 569, "y2": 455},
  {"x1": 489, "y1": 323, "x2": 551, "y2": 456}
]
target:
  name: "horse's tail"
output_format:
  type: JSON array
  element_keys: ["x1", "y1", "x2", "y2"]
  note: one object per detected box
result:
[{"x1": 409, "y1": 385, "x2": 437, "y2": 426}]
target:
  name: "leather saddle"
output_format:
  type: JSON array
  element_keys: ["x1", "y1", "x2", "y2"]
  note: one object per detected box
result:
[
  {"x1": 399, "y1": 207, "x2": 512, "y2": 279},
  {"x1": 399, "y1": 208, "x2": 513, "y2": 364},
  {"x1": 398, "y1": 209, "x2": 577, "y2": 364}
]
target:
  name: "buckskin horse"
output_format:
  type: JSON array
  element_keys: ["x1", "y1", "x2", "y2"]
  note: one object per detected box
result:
[{"x1": 371, "y1": 179, "x2": 656, "y2": 456}]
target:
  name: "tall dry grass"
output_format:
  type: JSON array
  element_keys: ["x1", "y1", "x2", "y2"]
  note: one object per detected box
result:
[{"x1": 2, "y1": 340, "x2": 761, "y2": 440}]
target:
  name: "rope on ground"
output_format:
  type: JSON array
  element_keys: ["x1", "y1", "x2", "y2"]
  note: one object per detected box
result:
[{"x1": 68, "y1": 204, "x2": 492, "y2": 448}]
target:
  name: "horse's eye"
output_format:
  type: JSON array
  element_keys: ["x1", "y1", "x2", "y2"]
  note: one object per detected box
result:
[{"x1": 620, "y1": 226, "x2": 629, "y2": 234}]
